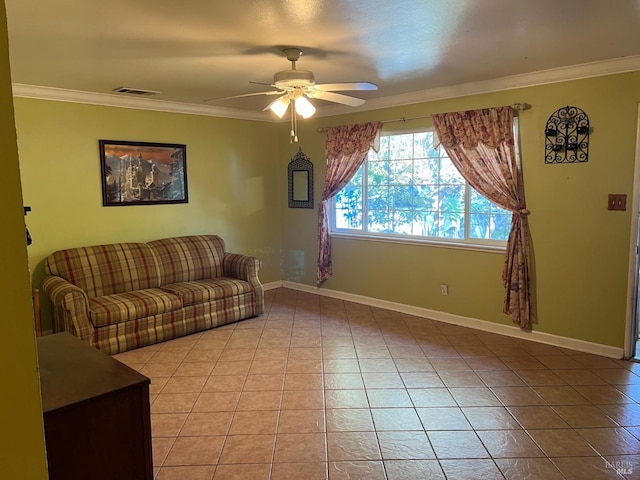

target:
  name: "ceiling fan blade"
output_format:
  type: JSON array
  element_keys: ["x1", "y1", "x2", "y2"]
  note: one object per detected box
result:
[
  {"x1": 203, "y1": 90, "x2": 281, "y2": 103},
  {"x1": 309, "y1": 90, "x2": 366, "y2": 107},
  {"x1": 314, "y1": 82, "x2": 378, "y2": 92}
]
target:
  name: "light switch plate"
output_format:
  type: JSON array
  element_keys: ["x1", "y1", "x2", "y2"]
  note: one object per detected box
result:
[{"x1": 608, "y1": 194, "x2": 627, "y2": 211}]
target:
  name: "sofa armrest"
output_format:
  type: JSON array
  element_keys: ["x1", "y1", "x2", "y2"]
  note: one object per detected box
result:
[
  {"x1": 222, "y1": 253, "x2": 264, "y2": 316},
  {"x1": 41, "y1": 275, "x2": 94, "y2": 343},
  {"x1": 222, "y1": 253, "x2": 262, "y2": 284}
]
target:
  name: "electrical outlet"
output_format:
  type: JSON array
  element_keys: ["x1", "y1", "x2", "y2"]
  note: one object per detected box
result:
[{"x1": 440, "y1": 284, "x2": 448, "y2": 296}]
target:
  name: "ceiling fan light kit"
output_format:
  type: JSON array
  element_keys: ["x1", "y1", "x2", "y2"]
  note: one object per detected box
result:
[
  {"x1": 294, "y1": 95, "x2": 316, "y2": 118},
  {"x1": 267, "y1": 96, "x2": 290, "y2": 118},
  {"x1": 267, "y1": 90, "x2": 316, "y2": 119},
  {"x1": 209, "y1": 47, "x2": 378, "y2": 143}
]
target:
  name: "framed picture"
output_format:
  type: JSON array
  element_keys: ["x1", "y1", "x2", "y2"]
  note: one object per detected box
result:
[{"x1": 99, "y1": 140, "x2": 188, "y2": 206}]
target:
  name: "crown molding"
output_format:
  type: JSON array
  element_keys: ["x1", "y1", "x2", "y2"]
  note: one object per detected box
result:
[
  {"x1": 12, "y1": 55, "x2": 640, "y2": 120},
  {"x1": 11, "y1": 84, "x2": 273, "y2": 121},
  {"x1": 317, "y1": 54, "x2": 640, "y2": 117}
]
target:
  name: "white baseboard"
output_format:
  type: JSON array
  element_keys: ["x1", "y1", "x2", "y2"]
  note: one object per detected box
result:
[
  {"x1": 277, "y1": 281, "x2": 624, "y2": 359},
  {"x1": 263, "y1": 281, "x2": 284, "y2": 291}
]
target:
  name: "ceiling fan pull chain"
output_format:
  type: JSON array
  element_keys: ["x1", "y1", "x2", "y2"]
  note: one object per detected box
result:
[{"x1": 290, "y1": 105, "x2": 298, "y2": 143}]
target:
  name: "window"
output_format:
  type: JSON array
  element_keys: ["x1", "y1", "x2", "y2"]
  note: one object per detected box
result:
[{"x1": 331, "y1": 130, "x2": 513, "y2": 246}]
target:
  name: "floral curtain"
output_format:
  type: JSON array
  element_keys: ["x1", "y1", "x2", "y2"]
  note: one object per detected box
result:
[
  {"x1": 317, "y1": 121, "x2": 383, "y2": 284},
  {"x1": 432, "y1": 106, "x2": 531, "y2": 328}
]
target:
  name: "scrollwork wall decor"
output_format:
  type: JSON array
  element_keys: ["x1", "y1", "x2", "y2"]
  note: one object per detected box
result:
[
  {"x1": 287, "y1": 148, "x2": 314, "y2": 208},
  {"x1": 544, "y1": 105, "x2": 590, "y2": 164}
]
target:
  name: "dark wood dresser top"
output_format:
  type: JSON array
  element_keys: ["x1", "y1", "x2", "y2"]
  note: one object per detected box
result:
[{"x1": 37, "y1": 332, "x2": 150, "y2": 414}]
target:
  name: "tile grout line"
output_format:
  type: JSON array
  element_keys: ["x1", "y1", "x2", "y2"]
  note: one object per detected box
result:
[{"x1": 142, "y1": 288, "x2": 640, "y2": 479}]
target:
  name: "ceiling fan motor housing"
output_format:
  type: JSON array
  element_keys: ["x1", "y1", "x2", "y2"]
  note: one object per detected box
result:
[{"x1": 274, "y1": 69, "x2": 316, "y2": 88}]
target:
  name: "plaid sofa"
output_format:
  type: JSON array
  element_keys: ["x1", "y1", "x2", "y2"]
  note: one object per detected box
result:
[{"x1": 41, "y1": 235, "x2": 263, "y2": 354}]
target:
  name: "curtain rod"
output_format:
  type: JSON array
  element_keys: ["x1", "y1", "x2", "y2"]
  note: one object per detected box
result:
[{"x1": 316, "y1": 102, "x2": 530, "y2": 133}]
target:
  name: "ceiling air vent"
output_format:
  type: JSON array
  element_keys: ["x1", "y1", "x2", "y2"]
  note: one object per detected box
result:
[{"x1": 112, "y1": 87, "x2": 160, "y2": 96}]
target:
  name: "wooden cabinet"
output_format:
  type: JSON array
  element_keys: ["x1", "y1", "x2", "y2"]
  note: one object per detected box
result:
[{"x1": 37, "y1": 333, "x2": 152, "y2": 480}]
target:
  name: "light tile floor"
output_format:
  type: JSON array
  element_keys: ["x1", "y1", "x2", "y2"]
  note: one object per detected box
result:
[{"x1": 114, "y1": 288, "x2": 640, "y2": 480}]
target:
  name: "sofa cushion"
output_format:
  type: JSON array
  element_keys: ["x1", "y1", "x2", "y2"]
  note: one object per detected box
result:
[
  {"x1": 149, "y1": 235, "x2": 225, "y2": 284},
  {"x1": 88, "y1": 288, "x2": 183, "y2": 327},
  {"x1": 45, "y1": 243, "x2": 161, "y2": 297},
  {"x1": 161, "y1": 278, "x2": 251, "y2": 306}
]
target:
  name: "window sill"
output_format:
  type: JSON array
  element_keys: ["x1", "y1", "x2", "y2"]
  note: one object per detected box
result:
[{"x1": 330, "y1": 231, "x2": 506, "y2": 254}]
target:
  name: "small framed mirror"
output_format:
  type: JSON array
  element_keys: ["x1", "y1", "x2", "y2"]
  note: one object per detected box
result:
[{"x1": 288, "y1": 149, "x2": 314, "y2": 208}]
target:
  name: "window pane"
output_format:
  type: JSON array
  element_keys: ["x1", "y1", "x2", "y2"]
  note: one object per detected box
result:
[
  {"x1": 389, "y1": 134, "x2": 413, "y2": 160},
  {"x1": 440, "y1": 158, "x2": 464, "y2": 184},
  {"x1": 416, "y1": 132, "x2": 440, "y2": 158},
  {"x1": 334, "y1": 164, "x2": 363, "y2": 231},
  {"x1": 469, "y1": 213, "x2": 490, "y2": 239},
  {"x1": 414, "y1": 158, "x2": 439, "y2": 185},
  {"x1": 490, "y1": 214, "x2": 511, "y2": 241},
  {"x1": 368, "y1": 160, "x2": 389, "y2": 185},
  {"x1": 413, "y1": 132, "x2": 430, "y2": 159},
  {"x1": 390, "y1": 185, "x2": 413, "y2": 209},
  {"x1": 426, "y1": 137, "x2": 441, "y2": 158},
  {"x1": 376, "y1": 136, "x2": 390, "y2": 160},
  {"x1": 389, "y1": 160, "x2": 413, "y2": 184},
  {"x1": 414, "y1": 185, "x2": 438, "y2": 211},
  {"x1": 336, "y1": 208, "x2": 362, "y2": 230},
  {"x1": 335, "y1": 184, "x2": 362, "y2": 210},
  {"x1": 439, "y1": 185, "x2": 465, "y2": 213},
  {"x1": 412, "y1": 211, "x2": 439, "y2": 237},
  {"x1": 469, "y1": 187, "x2": 513, "y2": 239},
  {"x1": 391, "y1": 210, "x2": 412, "y2": 235},
  {"x1": 368, "y1": 209, "x2": 389, "y2": 233},
  {"x1": 470, "y1": 189, "x2": 491, "y2": 213},
  {"x1": 367, "y1": 185, "x2": 388, "y2": 209},
  {"x1": 439, "y1": 212, "x2": 464, "y2": 239}
]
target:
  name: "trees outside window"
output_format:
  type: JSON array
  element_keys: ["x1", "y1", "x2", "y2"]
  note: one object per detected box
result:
[{"x1": 332, "y1": 131, "x2": 512, "y2": 245}]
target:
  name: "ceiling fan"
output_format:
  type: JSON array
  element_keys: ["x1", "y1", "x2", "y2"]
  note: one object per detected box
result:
[{"x1": 206, "y1": 47, "x2": 378, "y2": 142}]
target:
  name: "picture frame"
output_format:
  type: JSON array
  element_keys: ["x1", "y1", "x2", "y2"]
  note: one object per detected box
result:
[{"x1": 99, "y1": 140, "x2": 188, "y2": 206}]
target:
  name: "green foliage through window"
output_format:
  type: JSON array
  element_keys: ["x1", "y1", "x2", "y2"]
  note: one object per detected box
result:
[{"x1": 332, "y1": 131, "x2": 513, "y2": 244}]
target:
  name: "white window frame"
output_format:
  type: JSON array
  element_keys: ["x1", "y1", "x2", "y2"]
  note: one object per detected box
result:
[{"x1": 329, "y1": 126, "x2": 519, "y2": 252}]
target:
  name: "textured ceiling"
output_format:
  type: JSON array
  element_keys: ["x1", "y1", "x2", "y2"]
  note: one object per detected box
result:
[{"x1": 5, "y1": 0, "x2": 640, "y2": 118}]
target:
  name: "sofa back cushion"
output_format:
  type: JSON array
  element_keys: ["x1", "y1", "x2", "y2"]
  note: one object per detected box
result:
[
  {"x1": 149, "y1": 235, "x2": 225, "y2": 285},
  {"x1": 45, "y1": 243, "x2": 161, "y2": 297}
]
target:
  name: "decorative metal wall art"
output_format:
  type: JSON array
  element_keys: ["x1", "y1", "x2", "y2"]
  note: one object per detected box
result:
[
  {"x1": 288, "y1": 148, "x2": 314, "y2": 208},
  {"x1": 544, "y1": 105, "x2": 590, "y2": 164}
]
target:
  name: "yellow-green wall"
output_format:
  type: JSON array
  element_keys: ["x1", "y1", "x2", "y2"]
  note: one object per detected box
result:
[
  {"x1": 14, "y1": 72, "x2": 640, "y2": 350},
  {"x1": 0, "y1": 0, "x2": 48, "y2": 477},
  {"x1": 14, "y1": 99, "x2": 284, "y2": 330},
  {"x1": 279, "y1": 72, "x2": 640, "y2": 348}
]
